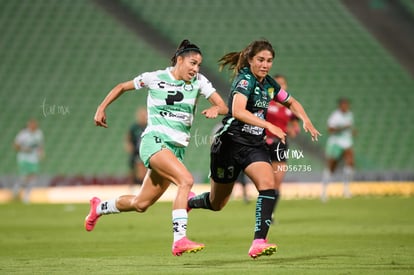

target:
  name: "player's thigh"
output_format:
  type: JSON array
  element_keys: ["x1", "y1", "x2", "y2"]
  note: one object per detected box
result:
[
  {"x1": 240, "y1": 145, "x2": 273, "y2": 191},
  {"x1": 343, "y1": 148, "x2": 354, "y2": 166},
  {"x1": 149, "y1": 148, "x2": 193, "y2": 187}
]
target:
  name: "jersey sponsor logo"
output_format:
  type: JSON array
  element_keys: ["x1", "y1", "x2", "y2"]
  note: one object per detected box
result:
[
  {"x1": 241, "y1": 110, "x2": 265, "y2": 135},
  {"x1": 254, "y1": 87, "x2": 261, "y2": 95},
  {"x1": 136, "y1": 78, "x2": 145, "y2": 87},
  {"x1": 254, "y1": 100, "x2": 269, "y2": 108},
  {"x1": 165, "y1": 90, "x2": 184, "y2": 105},
  {"x1": 159, "y1": 110, "x2": 190, "y2": 120},
  {"x1": 157, "y1": 81, "x2": 183, "y2": 89},
  {"x1": 237, "y1": 79, "x2": 249, "y2": 90},
  {"x1": 242, "y1": 124, "x2": 264, "y2": 135},
  {"x1": 158, "y1": 81, "x2": 166, "y2": 89}
]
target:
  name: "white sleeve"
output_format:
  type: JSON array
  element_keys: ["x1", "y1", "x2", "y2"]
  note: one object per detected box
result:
[
  {"x1": 197, "y1": 73, "x2": 216, "y2": 99},
  {"x1": 15, "y1": 131, "x2": 24, "y2": 145},
  {"x1": 133, "y1": 72, "x2": 150, "y2": 90},
  {"x1": 327, "y1": 112, "x2": 338, "y2": 128}
]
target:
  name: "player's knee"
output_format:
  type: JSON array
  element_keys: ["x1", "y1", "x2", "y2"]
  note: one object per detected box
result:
[
  {"x1": 210, "y1": 202, "x2": 225, "y2": 211},
  {"x1": 177, "y1": 173, "x2": 194, "y2": 189},
  {"x1": 209, "y1": 197, "x2": 228, "y2": 211},
  {"x1": 257, "y1": 180, "x2": 273, "y2": 190}
]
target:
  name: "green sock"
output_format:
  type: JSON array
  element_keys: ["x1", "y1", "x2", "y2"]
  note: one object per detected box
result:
[
  {"x1": 188, "y1": 192, "x2": 213, "y2": 210},
  {"x1": 254, "y1": 189, "x2": 276, "y2": 239}
]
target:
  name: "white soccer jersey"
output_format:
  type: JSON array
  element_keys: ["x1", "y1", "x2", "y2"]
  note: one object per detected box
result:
[
  {"x1": 15, "y1": 129, "x2": 44, "y2": 163},
  {"x1": 133, "y1": 67, "x2": 216, "y2": 146},
  {"x1": 327, "y1": 109, "x2": 354, "y2": 149}
]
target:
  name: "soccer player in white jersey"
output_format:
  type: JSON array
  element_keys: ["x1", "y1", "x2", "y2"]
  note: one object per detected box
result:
[
  {"x1": 321, "y1": 98, "x2": 355, "y2": 201},
  {"x1": 13, "y1": 119, "x2": 44, "y2": 203},
  {"x1": 84, "y1": 40, "x2": 228, "y2": 256}
]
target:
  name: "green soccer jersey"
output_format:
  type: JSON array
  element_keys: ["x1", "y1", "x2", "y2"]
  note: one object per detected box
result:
[
  {"x1": 133, "y1": 67, "x2": 216, "y2": 147},
  {"x1": 219, "y1": 67, "x2": 290, "y2": 146}
]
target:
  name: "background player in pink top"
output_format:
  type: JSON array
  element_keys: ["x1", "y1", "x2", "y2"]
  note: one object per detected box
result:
[{"x1": 265, "y1": 74, "x2": 300, "y2": 222}]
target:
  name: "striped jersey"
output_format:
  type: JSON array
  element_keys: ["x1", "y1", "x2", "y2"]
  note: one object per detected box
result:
[
  {"x1": 133, "y1": 67, "x2": 216, "y2": 146},
  {"x1": 327, "y1": 109, "x2": 354, "y2": 148},
  {"x1": 15, "y1": 128, "x2": 44, "y2": 163}
]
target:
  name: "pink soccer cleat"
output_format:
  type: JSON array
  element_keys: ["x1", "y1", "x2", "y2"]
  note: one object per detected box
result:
[
  {"x1": 172, "y1": 237, "x2": 205, "y2": 256},
  {"x1": 186, "y1": 191, "x2": 196, "y2": 212},
  {"x1": 248, "y1": 239, "x2": 277, "y2": 259},
  {"x1": 84, "y1": 197, "x2": 101, "y2": 232}
]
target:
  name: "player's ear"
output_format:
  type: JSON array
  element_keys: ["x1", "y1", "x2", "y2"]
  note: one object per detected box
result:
[{"x1": 175, "y1": 55, "x2": 184, "y2": 66}]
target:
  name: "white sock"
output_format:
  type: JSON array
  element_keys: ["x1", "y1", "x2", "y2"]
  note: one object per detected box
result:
[
  {"x1": 13, "y1": 179, "x2": 23, "y2": 198},
  {"x1": 22, "y1": 178, "x2": 35, "y2": 204},
  {"x1": 172, "y1": 209, "x2": 188, "y2": 242},
  {"x1": 343, "y1": 166, "x2": 354, "y2": 198},
  {"x1": 321, "y1": 168, "x2": 331, "y2": 201},
  {"x1": 96, "y1": 198, "x2": 120, "y2": 215}
]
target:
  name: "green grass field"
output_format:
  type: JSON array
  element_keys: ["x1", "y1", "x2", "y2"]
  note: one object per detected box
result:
[{"x1": 1, "y1": 197, "x2": 413, "y2": 274}]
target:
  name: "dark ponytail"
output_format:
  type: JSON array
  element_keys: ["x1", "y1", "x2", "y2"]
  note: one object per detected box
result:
[
  {"x1": 171, "y1": 39, "x2": 202, "y2": 66},
  {"x1": 218, "y1": 39, "x2": 275, "y2": 78}
]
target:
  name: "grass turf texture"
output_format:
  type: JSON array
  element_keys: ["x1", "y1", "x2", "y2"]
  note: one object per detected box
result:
[{"x1": 0, "y1": 197, "x2": 413, "y2": 274}]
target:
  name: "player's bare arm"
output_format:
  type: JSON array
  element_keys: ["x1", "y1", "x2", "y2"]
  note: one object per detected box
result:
[
  {"x1": 201, "y1": 92, "x2": 228, "y2": 118},
  {"x1": 94, "y1": 80, "x2": 136, "y2": 128},
  {"x1": 283, "y1": 96, "x2": 321, "y2": 141}
]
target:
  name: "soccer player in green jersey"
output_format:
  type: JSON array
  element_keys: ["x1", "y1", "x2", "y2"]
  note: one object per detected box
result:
[
  {"x1": 84, "y1": 40, "x2": 228, "y2": 256},
  {"x1": 188, "y1": 40, "x2": 321, "y2": 258},
  {"x1": 321, "y1": 98, "x2": 355, "y2": 202}
]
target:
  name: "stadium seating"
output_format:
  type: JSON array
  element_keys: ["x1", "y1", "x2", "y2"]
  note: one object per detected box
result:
[
  {"x1": 119, "y1": 0, "x2": 414, "y2": 173},
  {"x1": 0, "y1": 0, "x2": 167, "y2": 176},
  {"x1": 1, "y1": 0, "x2": 413, "y2": 183}
]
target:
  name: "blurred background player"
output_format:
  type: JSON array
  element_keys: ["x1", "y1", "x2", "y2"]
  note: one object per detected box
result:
[
  {"x1": 321, "y1": 98, "x2": 355, "y2": 202},
  {"x1": 266, "y1": 74, "x2": 300, "y2": 221},
  {"x1": 125, "y1": 107, "x2": 147, "y2": 188},
  {"x1": 233, "y1": 172, "x2": 252, "y2": 204},
  {"x1": 13, "y1": 119, "x2": 44, "y2": 203}
]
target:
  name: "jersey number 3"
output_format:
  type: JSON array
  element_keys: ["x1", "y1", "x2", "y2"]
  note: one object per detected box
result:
[{"x1": 165, "y1": 90, "x2": 184, "y2": 105}]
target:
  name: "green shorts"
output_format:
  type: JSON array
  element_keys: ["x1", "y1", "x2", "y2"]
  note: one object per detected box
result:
[
  {"x1": 139, "y1": 134, "x2": 186, "y2": 168},
  {"x1": 18, "y1": 161, "x2": 39, "y2": 176},
  {"x1": 326, "y1": 143, "x2": 344, "y2": 160}
]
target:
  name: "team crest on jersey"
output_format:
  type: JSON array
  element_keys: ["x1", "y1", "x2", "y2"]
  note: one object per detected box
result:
[
  {"x1": 267, "y1": 88, "x2": 274, "y2": 99},
  {"x1": 237, "y1": 79, "x2": 249, "y2": 90},
  {"x1": 183, "y1": 82, "x2": 193, "y2": 91}
]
